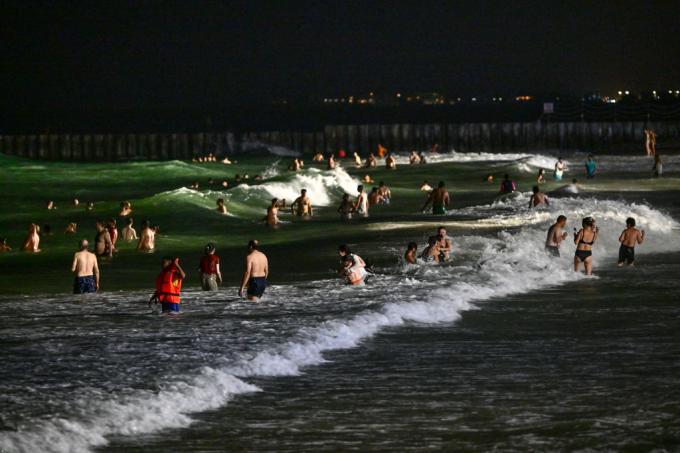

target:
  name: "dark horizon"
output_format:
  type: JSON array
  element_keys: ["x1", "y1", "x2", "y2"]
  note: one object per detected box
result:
[{"x1": 1, "y1": 0, "x2": 679, "y2": 118}]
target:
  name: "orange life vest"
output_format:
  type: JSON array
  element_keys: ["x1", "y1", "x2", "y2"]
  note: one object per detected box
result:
[{"x1": 155, "y1": 264, "x2": 183, "y2": 304}]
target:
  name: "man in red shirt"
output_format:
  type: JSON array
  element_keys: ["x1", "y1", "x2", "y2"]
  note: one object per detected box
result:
[{"x1": 199, "y1": 243, "x2": 222, "y2": 291}]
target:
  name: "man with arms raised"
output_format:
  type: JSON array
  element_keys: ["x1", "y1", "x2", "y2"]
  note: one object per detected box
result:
[
  {"x1": 239, "y1": 240, "x2": 269, "y2": 301},
  {"x1": 421, "y1": 181, "x2": 450, "y2": 215},
  {"x1": 72, "y1": 239, "x2": 99, "y2": 294}
]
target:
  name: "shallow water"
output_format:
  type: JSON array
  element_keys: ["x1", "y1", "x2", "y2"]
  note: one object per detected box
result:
[{"x1": 1, "y1": 150, "x2": 679, "y2": 451}]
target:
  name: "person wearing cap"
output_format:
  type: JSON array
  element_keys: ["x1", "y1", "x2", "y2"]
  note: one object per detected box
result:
[
  {"x1": 199, "y1": 243, "x2": 222, "y2": 291},
  {"x1": 239, "y1": 240, "x2": 269, "y2": 301}
]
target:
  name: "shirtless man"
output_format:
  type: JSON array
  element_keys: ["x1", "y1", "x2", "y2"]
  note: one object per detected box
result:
[
  {"x1": 409, "y1": 151, "x2": 421, "y2": 165},
  {"x1": 22, "y1": 224, "x2": 41, "y2": 252},
  {"x1": 72, "y1": 239, "x2": 99, "y2": 294},
  {"x1": 94, "y1": 220, "x2": 113, "y2": 258},
  {"x1": 291, "y1": 189, "x2": 313, "y2": 217},
  {"x1": 618, "y1": 217, "x2": 645, "y2": 267},
  {"x1": 121, "y1": 218, "x2": 138, "y2": 241},
  {"x1": 137, "y1": 220, "x2": 156, "y2": 252},
  {"x1": 338, "y1": 194, "x2": 353, "y2": 221},
  {"x1": 354, "y1": 185, "x2": 369, "y2": 218},
  {"x1": 529, "y1": 186, "x2": 550, "y2": 208},
  {"x1": 421, "y1": 181, "x2": 450, "y2": 215},
  {"x1": 266, "y1": 198, "x2": 280, "y2": 228},
  {"x1": 432, "y1": 226, "x2": 453, "y2": 261},
  {"x1": 545, "y1": 215, "x2": 568, "y2": 257},
  {"x1": 377, "y1": 181, "x2": 391, "y2": 204},
  {"x1": 239, "y1": 240, "x2": 269, "y2": 301},
  {"x1": 420, "y1": 180, "x2": 433, "y2": 192},
  {"x1": 312, "y1": 152, "x2": 324, "y2": 162}
]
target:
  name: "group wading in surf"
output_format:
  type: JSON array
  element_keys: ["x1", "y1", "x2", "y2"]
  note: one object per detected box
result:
[{"x1": 2, "y1": 147, "x2": 662, "y2": 306}]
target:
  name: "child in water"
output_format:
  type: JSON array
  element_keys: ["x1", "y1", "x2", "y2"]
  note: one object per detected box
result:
[
  {"x1": 404, "y1": 242, "x2": 417, "y2": 264},
  {"x1": 618, "y1": 217, "x2": 645, "y2": 267}
]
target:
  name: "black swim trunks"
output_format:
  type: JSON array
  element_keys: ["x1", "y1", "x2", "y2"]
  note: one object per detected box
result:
[
  {"x1": 575, "y1": 249, "x2": 592, "y2": 262},
  {"x1": 247, "y1": 277, "x2": 267, "y2": 298},
  {"x1": 545, "y1": 245, "x2": 560, "y2": 257},
  {"x1": 618, "y1": 245, "x2": 635, "y2": 265},
  {"x1": 73, "y1": 275, "x2": 96, "y2": 294}
]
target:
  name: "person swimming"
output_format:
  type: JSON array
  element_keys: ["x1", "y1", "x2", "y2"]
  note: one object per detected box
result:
[
  {"x1": 618, "y1": 217, "x2": 645, "y2": 267},
  {"x1": 574, "y1": 216, "x2": 598, "y2": 275},
  {"x1": 404, "y1": 242, "x2": 417, "y2": 264},
  {"x1": 119, "y1": 201, "x2": 132, "y2": 217},
  {"x1": 366, "y1": 153, "x2": 377, "y2": 167},
  {"x1": 409, "y1": 151, "x2": 421, "y2": 165},
  {"x1": 385, "y1": 153, "x2": 396, "y2": 170},
  {"x1": 65, "y1": 222, "x2": 77, "y2": 234},
  {"x1": 420, "y1": 180, "x2": 433, "y2": 192},
  {"x1": 266, "y1": 198, "x2": 281, "y2": 228}
]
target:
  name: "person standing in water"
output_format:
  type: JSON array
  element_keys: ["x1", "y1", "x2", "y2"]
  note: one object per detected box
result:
[
  {"x1": 433, "y1": 226, "x2": 453, "y2": 261},
  {"x1": 72, "y1": 239, "x2": 99, "y2": 294},
  {"x1": 121, "y1": 218, "x2": 137, "y2": 242},
  {"x1": 404, "y1": 242, "x2": 418, "y2": 264},
  {"x1": 266, "y1": 198, "x2": 281, "y2": 228},
  {"x1": 22, "y1": 224, "x2": 41, "y2": 252},
  {"x1": 585, "y1": 155, "x2": 597, "y2": 179},
  {"x1": 338, "y1": 193, "x2": 354, "y2": 221},
  {"x1": 385, "y1": 153, "x2": 397, "y2": 170},
  {"x1": 199, "y1": 243, "x2": 222, "y2": 290},
  {"x1": 107, "y1": 219, "x2": 118, "y2": 251},
  {"x1": 574, "y1": 217, "x2": 598, "y2": 275},
  {"x1": 150, "y1": 257, "x2": 186, "y2": 313},
  {"x1": 545, "y1": 215, "x2": 568, "y2": 257},
  {"x1": 618, "y1": 217, "x2": 645, "y2": 267},
  {"x1": 653, "y1": 154, "x2": 663, "y2": 177},
  {"x1": 499, "y1": 174, "x2": 516, "y2": 194},
  {"x1": 137, "y1": 220, "x2": 156, "y2": 252},
  {"x1": 94, "y1": 220, "x2": 113, "y2": 258},
  {"x1": 554, "y1": 157, "x2": 565, "y2": 181},
  {"x1": 421, "y1": 181, "x2": 450, "y2": 215},
  {"x1": 537, "y1": 168, "x2": 546, "y2": 184},
  {"x1": 291, "y1": 189, "x2": 313, "y2": 218},
  {"x1": 368, "y1": 187, "x2": 383, "y2": 207},
  {"x1": 354, "y1": 185, "x2": 369, "y2": 218},
  {"x1": 239, "y1": 240, "x2": 269, "y2": 301},
  {"x1": 216, "y1": 198, "x2": 227, "y2": 214},
  {"x1": 529, "y1": 186, "x2": 550, "y2": 208},
  {"x1": 420, "y1": 236, "x2": 441, "y2": 263},
  {"x1": 377, "y1": 181, "x2": 391, "y2": 204}
]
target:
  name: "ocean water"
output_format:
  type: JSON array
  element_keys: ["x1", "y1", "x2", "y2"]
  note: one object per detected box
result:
[{"x1": 1, "y1": 150, "x2": 679, "y2": 451}]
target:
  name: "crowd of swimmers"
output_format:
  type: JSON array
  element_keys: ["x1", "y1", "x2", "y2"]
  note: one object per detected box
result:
[{"x1": 0, "y1": 144, "x2": 664, "y2": 311}]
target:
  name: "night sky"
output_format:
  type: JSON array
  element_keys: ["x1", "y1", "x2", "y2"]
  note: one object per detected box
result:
[{"x1": 1, "y1": 0, "x2": 679, "y2": 113}]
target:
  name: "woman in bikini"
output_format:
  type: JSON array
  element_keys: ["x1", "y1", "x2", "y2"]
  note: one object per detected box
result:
[{"x1": 573, "y1": 216, "x2": 598, "y2": 275}]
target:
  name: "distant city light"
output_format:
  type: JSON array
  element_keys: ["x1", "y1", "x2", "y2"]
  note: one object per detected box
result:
[
  {"x1": 618, "y1": 91, "x2": 623, "y2": 95},
  {"x1": 515, "y1": 95, "x2": 532, "y2": 101},
  {"x1": 396, "y1": 92, "x2": 401, "y2": 97},
  {"x1": 625, "y1": 90, "x2": 630, "y2": 95},
  {"x1": 471, "y1": 97, "x2": 477, "y2": 102}
]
